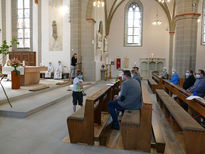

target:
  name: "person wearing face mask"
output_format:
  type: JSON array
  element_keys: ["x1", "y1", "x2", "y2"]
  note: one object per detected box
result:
[
  {"x1": 168, "y1": 68, "x2": 179, "y2": 85},
  {"x1": 54, "y1": 60, "x2": 63, "y2": 80},
  {"x1": 160, "y1": 67, "x2": 168, "y2": 79},
  {"x1": 72, "y1": 70, "x2": 84, "y2": 112},
  {"x1": 45, "y1": 62, "x2": 54, "y2": 79},
  {"x1": 108, "y1": 70, "x2": 142, "y2": 130},
  {"x1": 131, "y1": 69, "x2": 141, "y2": 86},
  {"x1": 187, "y1": 69, "x2": 205, "y2": 97},
  {"x1": 182, "y1": 70, "x2": 196, "y2": 90}
]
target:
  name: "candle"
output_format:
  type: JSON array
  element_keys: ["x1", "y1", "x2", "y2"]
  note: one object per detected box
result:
[{"x1": 151, "y1": 53, "x2": 154, "y2": 58}]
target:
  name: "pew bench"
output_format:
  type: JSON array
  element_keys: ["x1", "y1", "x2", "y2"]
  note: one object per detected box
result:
[
  {"x1": 67, "y1": 82, "x2": 119, "y2": 145},
  {"x1": 156, "y1": 89, "x2": 205, "y2": 154},
  {"x1": 148, "y1": 78, "x2": 158, "y2": 93},
  {"x1": 120, "y1": 81, "x2": 152, "y2": 152},
  {"x1": 152, "y1": 73, "x2": 163, "y2": 89},
  {"x1": 151, "y1": 112, "x2": 166, "y2": 153}
]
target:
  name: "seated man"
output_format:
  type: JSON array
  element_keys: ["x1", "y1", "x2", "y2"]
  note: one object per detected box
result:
[
  {"x1": 108, "y1": 70, "x2": 142, "y2": 130},
  {"x1": 183, "y1": 70, "x2": 196, "y2": 90},
  {"x1": 45, "y1": 62, "x2": 54, "y2": 79},
  {"x1": 188, "y1": 69, "x2": 205, "y2": 97},
  {"x1": 133, "y1": 66, "x2": 141, "y2": 77},
  {"x1": 54, "y1": 61, "x2": 63, "y2": 80},
  {"x1": 131, "y1": 70, "x2": 141, "y2": 86},
  {"x1": 160, "y1": 67, "x2": 168, "y2": 79},
  {"x1": 168, "y1": 69, "x2": 179, "y2": 85}
]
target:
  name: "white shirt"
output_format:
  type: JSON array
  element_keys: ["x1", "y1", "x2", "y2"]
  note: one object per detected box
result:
[{"x1": 73, "y1": 77, "x2": 83, "y2": 92}]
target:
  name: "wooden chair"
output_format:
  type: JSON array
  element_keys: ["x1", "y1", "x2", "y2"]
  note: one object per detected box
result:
[
  {"x1": 120, "y1": 81, "x2": 152, "y2": 152},
  {"x1": 156, "y1": 89, "x2": 205, "y2": 154}
]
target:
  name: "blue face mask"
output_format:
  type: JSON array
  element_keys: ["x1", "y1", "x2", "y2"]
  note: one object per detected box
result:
[{"x1": 78, "y1": 75, "x2": 83, "y2": 79}]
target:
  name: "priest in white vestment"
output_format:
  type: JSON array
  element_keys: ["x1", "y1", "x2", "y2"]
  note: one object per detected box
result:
[
  {"x1": 54, "y1": 61, "x2": 63, "y2": 80},
  {"x1": 45, "y1": 62, "x2": 54, "y2": 78}
]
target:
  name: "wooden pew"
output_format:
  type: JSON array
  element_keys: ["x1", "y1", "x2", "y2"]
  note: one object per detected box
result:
[
  {"x1": 120, "y1": 81, "x2": 152, "y2": 152},
  {"x1": 148, "y1": 78, "x2": 158, "y2": 93},
  {"x1": 162, "y1": 79, "x2": 205, "y2": 118},
  {"x1": 152, "y1": 73, "x2": 163, "y2": 89},
  {"x1": 156, "y1": 89, "x2": 205, "y2": 154},
  {"x1": 67, "y1": 81, "x2": 119, "y2": 145},
  {"x1": 151, "y1": 111, "x2": 166, "y2": 153}
]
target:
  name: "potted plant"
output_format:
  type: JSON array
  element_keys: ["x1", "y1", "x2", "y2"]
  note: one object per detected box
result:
[
  {"x1": 0, "y1": 38, "x2": 19, "y2": 107},
  {"x1": 9, "y1": 58, "x2": 21, "y2": 89}
]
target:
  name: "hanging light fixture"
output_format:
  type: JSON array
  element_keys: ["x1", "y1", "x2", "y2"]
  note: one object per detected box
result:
[
  {"x1": 152, "y1": 10, "x2": 162, "y2": 26},
  {"x1": 93, "y1": 0, "x2": 104, "y2": 8},
  {"x1": 158, "y1": 0, "x2": 171, "y2": 3}
]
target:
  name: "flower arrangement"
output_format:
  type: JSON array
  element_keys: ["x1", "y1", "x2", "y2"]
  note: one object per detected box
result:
[{"x1": 9, "y1": 58, "x2": 21, "y2": 75}]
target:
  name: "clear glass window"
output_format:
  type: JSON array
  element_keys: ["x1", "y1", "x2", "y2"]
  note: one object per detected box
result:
[
  {"x1": 17, "y1": 0, "x2": 31, "y2": 48},
  {"x1": 125, "y1": 2, "x2": 142, "y2": 46}
]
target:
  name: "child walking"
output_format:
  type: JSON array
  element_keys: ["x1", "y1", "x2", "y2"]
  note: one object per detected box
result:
[{"x1": 72, "y1": 70, "x2": 84, "y2": 112}]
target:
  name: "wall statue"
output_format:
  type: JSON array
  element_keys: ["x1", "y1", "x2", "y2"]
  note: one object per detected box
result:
[{"x1": 52, "y1": 20, "x2": 58, "y2": 40}]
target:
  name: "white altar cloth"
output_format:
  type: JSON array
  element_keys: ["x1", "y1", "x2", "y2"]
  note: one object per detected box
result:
[{"x1": 2, "y1": 66, "x2": 25, "y2": 75}]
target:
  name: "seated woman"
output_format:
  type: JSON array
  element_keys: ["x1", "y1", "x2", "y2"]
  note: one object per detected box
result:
[
  {"x1": 45, "y1": 62, "x2": 54, "y2": 79},
  {"x1": 183, "y1": 70, "x2": 196, "y2": 90},
  {"x1": 54, "y1": 61, "x2": 63, "y2": 80},
  {"x1": 168, "y1": 68, "x2": 179, "y2": 85}
]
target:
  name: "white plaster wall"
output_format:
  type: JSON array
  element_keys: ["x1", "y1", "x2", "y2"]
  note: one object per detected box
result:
[
  {"x1": 6, "y1": 0, "x2": 11, "y2": 45},
  {"x1": 41, "y1": 0, "x2": 70, "y2": 73},
  {"x1": 6, "y1": 0, "x2": 11, "y2": 60},
  {"x1": 196, "y1": 0, "x2": 205, "y2": 71},
  {"x1": 108, "y1": 0, "x2": 169, "y2": 76},
  {"x1": 0, "y1": 0, "x2": 2, "y2": 65},
  {"x1": 93, "y1": 6, "x2": 105, "y2": 81},
  {"x1": 32, "y1": 1, "x2": 38, "y2": 64}
]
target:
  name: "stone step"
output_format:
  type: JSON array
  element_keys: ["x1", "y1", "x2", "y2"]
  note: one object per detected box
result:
[
  {"x1": 0, "y1": 83, "x2": 70, "y2": 105},
  {"x1": 0, "y1": 83, "x2": 95, "y2": 118}
]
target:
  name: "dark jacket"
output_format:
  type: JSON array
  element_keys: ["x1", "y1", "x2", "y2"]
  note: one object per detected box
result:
[
  {"x1": 71, "y1": 57, "x2": 77, "y2": 66},
  {"x1": 183, "y1": 75, "x2": 196, "y2": 90}
]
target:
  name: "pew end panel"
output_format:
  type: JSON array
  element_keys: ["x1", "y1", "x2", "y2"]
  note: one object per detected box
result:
[{"x1": 120, "y1": 81, "x2": 152, "y2": 152}]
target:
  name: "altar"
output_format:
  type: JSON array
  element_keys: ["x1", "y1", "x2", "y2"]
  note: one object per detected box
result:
[{"x1": 2, "y1": 66, "x2": 48, "y2": 86}]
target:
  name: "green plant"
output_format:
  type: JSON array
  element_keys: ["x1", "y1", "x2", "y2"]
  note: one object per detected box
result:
[
  {"x1": 0, "y1": 38, "x2": 19, "y2": 56},
  {"x1": 0, "y1": 38, "x2": 19, "y2": 108}
]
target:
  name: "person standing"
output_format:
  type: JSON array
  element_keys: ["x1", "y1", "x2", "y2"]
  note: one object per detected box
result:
[
  {"x1": 71, "y1": 53, "x2": 77, "y2": 79},
  {"x1": 72, "y1": 70, "x2": 84, "y2": 112}
]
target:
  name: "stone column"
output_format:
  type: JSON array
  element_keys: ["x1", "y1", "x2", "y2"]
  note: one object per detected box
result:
[
  {"x1": 1, "y1": 0, "x2": 6, "y2": 65},
  {"x1": 38, "y1": 0, "x2": 42, "y2": 65},
  {"x1": 168, "y1": 32, "x2": 175, "y2": 74},
  {"x1": 70, "y1": 0, "x2": 81, "y2": 66},
  {"x1": 174, "y1": 0, "x2": 200, "y2": 77}
]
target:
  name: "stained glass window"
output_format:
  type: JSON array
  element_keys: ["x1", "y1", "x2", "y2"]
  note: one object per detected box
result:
[
  {"x1": 125, "y1": 1, "x2": 142, "y2": 46},
  {"x1": 17, "y1": 0, "x2": 31, "y2": 48}
]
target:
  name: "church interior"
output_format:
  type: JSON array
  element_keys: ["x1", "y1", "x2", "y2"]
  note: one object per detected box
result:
[{"x1": 0, "y1": 0, "x2": 205, "y2": 154}]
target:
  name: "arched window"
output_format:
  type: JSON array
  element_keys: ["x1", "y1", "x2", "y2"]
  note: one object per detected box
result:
[
  {"x1": 12, "y1": 0, "x2": 32, "y2": 50},
  {"x1": 17, "y1": 0, "x2": 31, "y2": 48},
  {"x1": 125, "y1": 0, "x2": 143, "y2": 47},
  {"x1": 202, "y1": 0, "x2": 205, "y2": 45}
]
